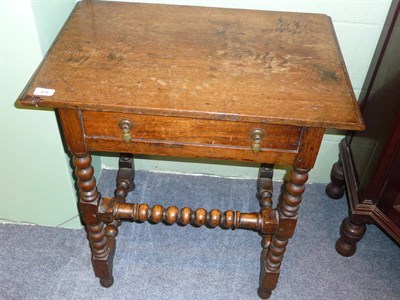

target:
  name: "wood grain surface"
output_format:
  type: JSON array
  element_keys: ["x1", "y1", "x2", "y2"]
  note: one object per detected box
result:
[{"x1": 17, "y1": 0, "x2": 364, "y2": 130}]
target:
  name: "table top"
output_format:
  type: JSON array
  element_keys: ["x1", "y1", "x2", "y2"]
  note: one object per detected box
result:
[{"x1": 17, "y1": 0, "x2": 364, "y2": 130}]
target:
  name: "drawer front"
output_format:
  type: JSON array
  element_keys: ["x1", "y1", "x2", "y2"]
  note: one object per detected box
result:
[{"x1": 82, "y1": 111, "x2": 301, "y2": 163}]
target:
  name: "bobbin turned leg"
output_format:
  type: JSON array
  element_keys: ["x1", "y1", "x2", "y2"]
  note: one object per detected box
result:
[
  {"x1": 59, "y1": 109, "x2": 115, "y2": 287},
  {"x1": 256, "y1": 164, "x2": 274, "y2": 205},
  {"x1": 258, "y1": 167, "x2": 309, "y2": 299},
  {"x1": 256, "y1": 164, "x2": 274, "y2": 299},
  {"x1": 106, "y1": 153, "x2": 136, "y2": 240},
  {"x1": 115, "y1": 153, "x2": 135, "y2": 198},
  {"x1": 74, "y1": 153, "x2": 115, "y2": 287}
]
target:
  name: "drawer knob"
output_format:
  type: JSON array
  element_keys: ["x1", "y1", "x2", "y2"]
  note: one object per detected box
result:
[
  {"x1": 118, "y1": 119, "x2": 133, "y2": 143},
  {"x1": 249, "y1": 128, "x2": 265, "y2": 153}
]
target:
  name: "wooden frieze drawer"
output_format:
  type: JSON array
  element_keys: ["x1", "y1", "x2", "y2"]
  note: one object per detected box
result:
[{"x1": 82, "y1": 111, "x2": 302, "y2": 163}]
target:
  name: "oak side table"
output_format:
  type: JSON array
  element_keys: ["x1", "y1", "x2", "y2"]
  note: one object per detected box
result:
[{"x1": 17, "y1": 1, "x2": 364, "y2": 298}]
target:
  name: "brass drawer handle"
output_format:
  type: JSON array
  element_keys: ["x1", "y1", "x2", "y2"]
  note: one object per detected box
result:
[
  {"x1": 249, "y1": 128, "x2": 265, "y2": 153},
  {"x1": 118, "y1": 119, "x2": 133, "y2": 143}
]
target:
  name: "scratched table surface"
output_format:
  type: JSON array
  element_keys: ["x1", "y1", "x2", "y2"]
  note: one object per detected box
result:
[{"x1": 18, "y1": 0, "x2": 363, "y2": 130}]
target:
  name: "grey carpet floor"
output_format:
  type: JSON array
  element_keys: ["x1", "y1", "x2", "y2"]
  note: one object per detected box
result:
[{"x1": 1, "y1": 170, "x2": 399, "y2": 300}]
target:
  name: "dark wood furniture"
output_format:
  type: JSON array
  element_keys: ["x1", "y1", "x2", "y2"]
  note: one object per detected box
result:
[
  {"x1": 17, "y1": 1, "x2": 364, "y2": 298},
  {"x1": 326, "y1": 0, "x2": 400, "y2": 256}
]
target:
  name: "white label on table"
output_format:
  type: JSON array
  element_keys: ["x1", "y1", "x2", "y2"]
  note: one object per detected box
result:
[{"x1": 33, "y1": 87, "x2": 55, "y2": 96}]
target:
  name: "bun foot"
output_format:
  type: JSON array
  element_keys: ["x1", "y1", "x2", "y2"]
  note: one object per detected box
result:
[
  {"x1": 335, "y1": 238, "x2": 356, "y2": 257},
  {"x1": 325, "y1": 161, "x2": 345, "y2": 199},
  {"x1": 258, "y1": 288, "x2": 272, "y2": 299},
  {"x1": 325, "y1": 182, "x2": 344, "y2": 199},
  {"x1": 335, "y1": 217, "x2": 366, "y2": 257},
  {"x1": 100, "y1": 276, "x2": 114, "y2": 288}
]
